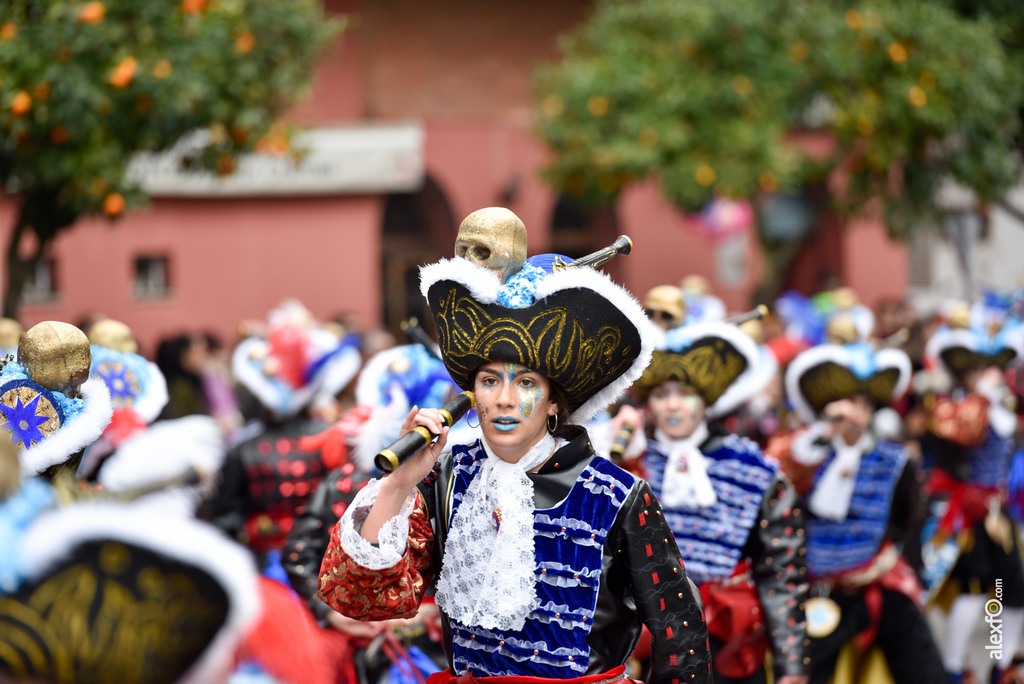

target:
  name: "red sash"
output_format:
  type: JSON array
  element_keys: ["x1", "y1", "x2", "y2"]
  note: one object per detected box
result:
[
  {"x1": 699, "y1": 561, "x2": 768, "y2": 679},
  {"x1": 426, "y1": 665, "x2": 628, "y2": 684},
  {"x1": 830, "y1": 544, "x2": 922, "y2": 650},
  {"x1": 926, "y1": 469, "x2": 1000, "y2": 536}
]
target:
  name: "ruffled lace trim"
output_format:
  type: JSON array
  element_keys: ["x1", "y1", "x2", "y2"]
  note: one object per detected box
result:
[
  {"x1": 791, "y1": 422, "x2": 831, "y2": 466},
  {"x1": 435, "y1": 434, "x2": 558, "y2": 631},
  {"x1": 338, "y1": 478, "x2": 418, "y2": 570}
]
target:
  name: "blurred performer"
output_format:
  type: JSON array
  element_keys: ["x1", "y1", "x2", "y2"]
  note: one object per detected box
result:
[
  {"x1": 284, "y1": 343, "x2": 465, "y2": 683},
  {"x1": 0, "y1": 317, "x2": 23, "y2": 358},
  {"x1": 211, "y1": 300, "x2": 362, "y2": 555},
  {"x1": 720, "y1": 316, "x2": 785, "y2": 448},
  {"x1": 612, "y1": 321, "x2": 809, "y2": 684},
  {"x1": 779, "y1": 341, "x2": 945, "y2": 684},
  {"x1": 0, "y1": 437, "x2": 262, "y2": 684},
  {"x1": 79, "y1": 321, "x2": 169, "y2": 479},
  {"x1": 318, "y1": 208, "x2": 712, "y2": 683},
  {"x1": 285, "y1": 342, "x2": 467, "y2": 621},
  {"x1": 922, "y1": 308, "x2": 1024, "y2": 684}
]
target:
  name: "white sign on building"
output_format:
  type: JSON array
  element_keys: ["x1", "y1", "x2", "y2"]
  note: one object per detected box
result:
[{"x1": 126, "y1": 121, "x2": 424, "y2": 197}]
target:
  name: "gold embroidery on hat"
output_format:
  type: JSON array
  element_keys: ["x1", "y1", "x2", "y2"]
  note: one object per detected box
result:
[
  {"x1": 433, "y1": 286, "x2": 631, "y2": 403},
  {"x1": 635, "y1": 339, "x2": 746, "y2": 406},
  {"x1": 798, "y1": 363, "x2": 901, "y2": 415}
]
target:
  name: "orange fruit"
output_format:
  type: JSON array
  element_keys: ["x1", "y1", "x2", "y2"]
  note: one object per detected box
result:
[
  {"x1": 103, "y1": 192, "x2": 125, "y2": 217},
  {"x1": 49, "y1": 126, "x2": 69, "y2": 144},
  {"x1": 34, "y1": 82, "x2": 50, "y2": 100},
  {"x1": 109, "y1": 56, "x2": 137, "y2": 88},
  {"x1": 235, "y1": 32, "x2": 255, "y2": 54},
  {"x1": 180, "y1": 0, "x2": 207, "y2": 14},
  {"x1": 0, "y1": 22, "x2": 16, "y2": 40},
  {"x1": 152, "y1": 59, "x2": 172, "y2": 79},
  {"x1": 11, "y1": 91, "x2": 31, "y2": 116},
  {"x1": 78, "y1": 2, "x2": 106, "y2": 24}
]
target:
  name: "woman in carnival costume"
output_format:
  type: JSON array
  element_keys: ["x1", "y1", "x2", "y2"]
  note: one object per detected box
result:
[
  {"x1": 609, "y1": 320, "x2": 809, "y2": 684},
  {"x1": 778, "y1": 339, "x2": 946, "y2": 684},
  {"x1": 318, "y1": 208, "x2": 712, "y2": 684},
  {"x1": 284, "y1": 342, "x2": 470, "y2": 684},
  {"x1": 922, "y1": 305, "x2": 1024, "y2": 684}
]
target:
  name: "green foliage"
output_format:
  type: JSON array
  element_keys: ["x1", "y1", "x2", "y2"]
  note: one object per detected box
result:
[
  {"x1": 0, "y1": 0, "x2": 341, "y2": 240},
  {"x1": 534, "y1": 0, "x2": 1023, "y2": 237}
]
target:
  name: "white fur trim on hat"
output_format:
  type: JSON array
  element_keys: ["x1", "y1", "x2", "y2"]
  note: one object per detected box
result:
[
  {"x1": 664, "y1": 321, "x2": 765, "y2": 419},
  {"x1": 785, "y1": 344, "x2": 912, "y2": 423},
  {"x1": 133, "y1": 358, "x2": 169, "y2": 424},
  {"x1": 19, "y1": 501, "x2": 261, "y2": 684},
  {"x1": 231, "y1": 338, "x2": 318, "y2": 420},
  {"x1": 98, "y1": 415, "x2": 227, "y2": 509},
  {"x1": 419, "y1": 257, "x2": 502, "y2": 305},
  {"x1": 19, "y1": 377, "x2": 113, "y2": 476},
  {"x1": 420, "y1": 258, "x2": 657, "y2": 425}
]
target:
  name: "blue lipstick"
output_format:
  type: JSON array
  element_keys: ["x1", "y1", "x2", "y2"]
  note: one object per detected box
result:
[{"x1": 492, "y1": 416, "x2": 520, "y2": 432}]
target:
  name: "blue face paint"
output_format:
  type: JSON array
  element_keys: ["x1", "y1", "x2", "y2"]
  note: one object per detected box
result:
[{"x1": 474, "y1": 362, "x2": 552, "y2": 448}]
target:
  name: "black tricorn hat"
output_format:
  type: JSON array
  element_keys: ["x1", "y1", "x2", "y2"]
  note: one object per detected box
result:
[
  {"x1": 631, "y1": 322, "x2": 764, "y2": 418},
  {"x1": 0, "y1": 504, "x2": 259, "y2": 684},
  {"x1": 784, "y1": 343, "x2": 912, "y2": 422},
  {"x1": 420, "y1": 258, "x2": 655, "y2": 424}
]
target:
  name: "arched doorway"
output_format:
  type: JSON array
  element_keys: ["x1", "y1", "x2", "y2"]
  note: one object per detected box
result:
[{"x1": 380, "y1": 176, "x2": 456, "y2": 337}]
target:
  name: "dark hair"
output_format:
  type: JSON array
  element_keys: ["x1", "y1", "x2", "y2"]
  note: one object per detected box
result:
[{"x1": 547, "y1": 380, "x2": 577, "y2": 441}]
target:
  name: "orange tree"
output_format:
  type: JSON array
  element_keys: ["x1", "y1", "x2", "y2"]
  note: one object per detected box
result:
[
  {"x1": 0, "y1": 0, "x2": 341, "y2": 316},
  {"x1": 534, "y1": 0, "x2": 1023, "y2": 298}
]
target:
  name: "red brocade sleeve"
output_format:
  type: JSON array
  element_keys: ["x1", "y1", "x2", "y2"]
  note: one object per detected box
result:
[{"x1": 317, "y1": 491, "x2": 436, "y2": 621}]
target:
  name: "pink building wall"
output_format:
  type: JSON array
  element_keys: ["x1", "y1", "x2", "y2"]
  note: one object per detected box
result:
[
  {"x1": 843, "y1": 217, "x2": 909, "y2": 308},
  {"x1": 7, "y1": 196, "x2": 382, "y2": 355},
  {"x1": 1, "y1": 0, "x2": 908, "y2": 354}
]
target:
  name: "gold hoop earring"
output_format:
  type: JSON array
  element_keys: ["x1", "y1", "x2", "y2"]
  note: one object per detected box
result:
[
  {"x1": 547, "y1": 414, "x2": 558, "y2": 433},
  {"x1": 467, "y1": 411, "x2": 479, "y2": 428}
]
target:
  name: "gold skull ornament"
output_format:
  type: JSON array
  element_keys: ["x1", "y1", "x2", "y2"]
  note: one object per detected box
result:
[
  {"x1": 826, "y1": 314, "x2": 859, "y2": 345},
  {"x1": 0, "y1": 318, "x2": 23, "y2": 351},
  {"x1": 947, "y1": 302, "x2": 971, "y2": 329},
  {"x1": 455, "y1": 207, "x2": 527, "y2": 283},
  {"x1": 88, "y1": 319, "x2": 139, "y2": 354},
  {"x1": 832, "y1": 287, "x2": 859, "y2": 311},
  {"x1": 18, "y1": 321, "x2": 92, "y2": 397},
  {"x1": 643, "y1": 285, "x2": 687, "y2": 331}
]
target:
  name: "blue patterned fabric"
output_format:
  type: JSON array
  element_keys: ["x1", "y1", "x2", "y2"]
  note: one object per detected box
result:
[
  {"x1": 805, "y1": 441, "x2": 906, "y2": 577},
  {"x1": 644, "y1": 435, "x2": 776, "y2": 585},
  {"x1": 968, "y1": 427, "x2": 1014, "y2": 488},
  {"x1": 445, "y1": 441, "x2": 635, "y2": 678}
]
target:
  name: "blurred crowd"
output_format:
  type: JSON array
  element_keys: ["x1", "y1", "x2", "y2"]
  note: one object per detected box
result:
[{"x1": 3, "y1": 257, "x2": 1024, "y2": 684}]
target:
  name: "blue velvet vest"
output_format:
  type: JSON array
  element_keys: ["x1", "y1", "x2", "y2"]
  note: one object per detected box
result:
[
  {"x1": 968, "y1": 427, "x2": 1014, "y2": 488},
  {"x1": 644, "y1": 434, "x2": 776, "y2": 586},
  {"x1": 805, "y1": 440, "x2": 906, "y2": 577},
  {"x1": 445, "y1": 442, "x2": 636, "y2": 678}
]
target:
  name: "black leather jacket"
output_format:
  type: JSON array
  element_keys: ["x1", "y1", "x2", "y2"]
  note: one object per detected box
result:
[
  {"x1": 419, "y1": 427, "x2": 712, "y2": 684},
  {"x1": 283, "y1": 464, "x2": 371, "y2": 622}
]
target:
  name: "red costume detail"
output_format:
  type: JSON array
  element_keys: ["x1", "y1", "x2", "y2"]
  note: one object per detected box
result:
[
  {"x1": 318, "y1": 492, "x2": 436, "y2": 621},
  {"x1": 931, "y1": 393, "x2": 990, "y2": 447}
]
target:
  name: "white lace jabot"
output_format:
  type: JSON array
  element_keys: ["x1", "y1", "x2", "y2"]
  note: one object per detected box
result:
[
  {"x1": 655, "y1": 422, "x2": 717, "y2": 508},
  {"x1": 434, "y1": 432, "x2": 558, "y2": 631}
]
